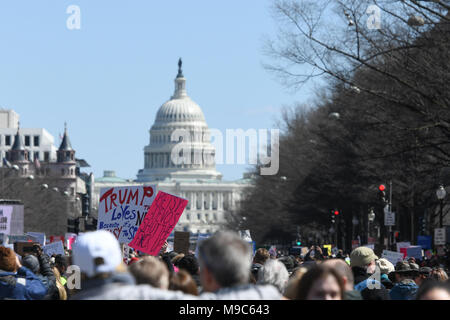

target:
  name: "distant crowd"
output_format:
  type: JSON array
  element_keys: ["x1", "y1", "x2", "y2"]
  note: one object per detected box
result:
[{"x1": 1, "y1": 230, "x2": 449, "y2": 300}]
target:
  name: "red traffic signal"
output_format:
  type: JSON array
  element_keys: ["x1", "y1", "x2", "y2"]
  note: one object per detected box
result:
[
  {"x1": 334, "y1": 210, "x2": 339, "y2": 216},
  {"x1": 379, "y1": 184, "x2": 386, "y2": 191}
]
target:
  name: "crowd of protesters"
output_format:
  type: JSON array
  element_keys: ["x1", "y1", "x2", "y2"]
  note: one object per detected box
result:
[{"x1": 1, "y1": 230, "x2": 449, "y2": 300}]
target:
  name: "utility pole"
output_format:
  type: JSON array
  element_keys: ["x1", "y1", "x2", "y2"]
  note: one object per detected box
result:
[{"x1": 389, "y1": 180, "x2": 393, "y2": 250}]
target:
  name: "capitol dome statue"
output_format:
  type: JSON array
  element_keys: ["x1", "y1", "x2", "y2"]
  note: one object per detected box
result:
[{"x1": 136, "y1": 59, "x2": 222, "y2": 182}]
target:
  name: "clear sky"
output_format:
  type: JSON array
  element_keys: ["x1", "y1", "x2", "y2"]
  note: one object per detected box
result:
[{"x1": 0, "y1": 0, "x2": 315, "y2": 181}]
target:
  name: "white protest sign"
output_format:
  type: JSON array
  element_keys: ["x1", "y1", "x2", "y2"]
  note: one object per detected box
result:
[
  {"x1": 97, "y1": 185, "x2": 157, "y2": 244},
  {"x1": 363, "y1": 244, "x2": 375, "y2": 249},
  {"x1": 384, "y1": 211, "x2": 395, "y2": 226},
  {"x1": 396, "y1": 242, "x2": 411, "y2": 252},
  {"x1": 434, "y1": 228, "x2": 446, "y2": 245},
  {"x1": 382, "y1": 250, "x2": 404, "y2": 265},
  {"x1": 0, "y1": 206, "x2": 13, "y2": 235},
  {"x1": 43, "y1": 240, "x2": 65, "y2": 257},
  {"x1": 27, "y1": 232, "x2": 46, "y2": 246}
]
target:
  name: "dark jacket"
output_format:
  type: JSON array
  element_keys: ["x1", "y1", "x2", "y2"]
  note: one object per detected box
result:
[
  {"x1": 380, "y1": 273, "x2": 394, "y2": 290},
  {"x1": 36, "y1": 253, "x2": 57, "y2": 300},
  {"x1": 352, "y1": 267, "x2": 390, "y2": 300},
  {"x1": 389, "y1": 279, "x2": 418, "y2": 300},
  {"x1": 0, "y1": 266, "x2": 47, "y2": 300}
]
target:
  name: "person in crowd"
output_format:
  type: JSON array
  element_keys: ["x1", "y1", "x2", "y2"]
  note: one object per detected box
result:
[
  {"x1": 169, "y1": 269, "x2": 198, "y2": 296},
  {"x1": 350, "y1": 247, "x2": 390, "y2": 300},
  {"x1": 256, "y1": 259, "x2": 289, "y2": 294},
  {"x1": 290, "y1": 264, "x2": 345, "y2": 300},
  {"x1": 322, "y1": 258, "x2": 362, "y2": 300},
  {"x1": 21, "y1": 244, "x2": 57, "y2": 300},
  {"x1": 51, "y1": 267, "x2": 67, "y2": 300},
  {"x1": 196, "y1": 231, "x2": 281, "y2": 299},
  {"x1": 376, "y1": 258, "x2": 395, "y2": 290},
  {"x1": 128, "y1": 256, "x2": 169, "y2": 289},
  {"x1": 251, "y1": 248, "x2": 270, "y2": 279},
  {"x1": 277, "y1": 255, "x2": 296, "y2": 275},
  {"x1": 415, "y1": 280, "x2": 450, "y2": 300},
  {"x1": 430, "y1": 267, "x2": 448, "y2": 282},
  {"x1": 389, "y1": 262, "x2": 419, "y2": 300},
  {"x1": 81, "y1": 231, "x2": 281, "y2": 300},
  {"x1": 69, "y1": 230, "x2": 136, "y2": 300},
  {"x1": 177, "y1": 254, "x2": 201, "y2": 288},
  {"x1": 54, "y1": 254, "x2": 68, "y2": 287},
  {"x1": 414, "y1": 266, "x2": 432, "y2": 286},
  {"x1": 283, "y1": 266, "x2": 310, "y2": 299},
  {"x1": 171, "y1": 253, "x2": 185, "y2": 268},
  {"x1": 0, "y1": 246, "x2": 47, "y2": 300}
]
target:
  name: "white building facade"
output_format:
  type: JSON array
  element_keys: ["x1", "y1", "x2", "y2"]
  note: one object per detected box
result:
[
  {"x1": 92, "y1": 61, "x2": 251, "y2": 234},
  {"x1": 0, "y1": 109, "x2": 57, "y2": 164}
]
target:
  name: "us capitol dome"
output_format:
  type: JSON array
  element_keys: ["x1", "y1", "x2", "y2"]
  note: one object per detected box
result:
[
  {"x1": 136, "y1": 58, "x2": 222, "y2": 182},
  {"x1": 92, "y1": 59, "x2": 251, "y2": 235}
]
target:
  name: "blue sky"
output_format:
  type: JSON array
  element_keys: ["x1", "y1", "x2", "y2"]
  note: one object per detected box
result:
[{"x1": 0, "y1": 0, "x2": 315, "y2": 180}]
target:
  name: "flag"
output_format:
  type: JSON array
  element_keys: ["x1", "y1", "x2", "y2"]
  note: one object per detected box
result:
[{"x1": 2, "y1": 158, "x2": 11, "y2": 168}]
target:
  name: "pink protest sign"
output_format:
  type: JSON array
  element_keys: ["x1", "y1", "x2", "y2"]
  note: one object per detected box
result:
[{"x1": 128, "y1": 191, "x2": 188, "y2": 256}]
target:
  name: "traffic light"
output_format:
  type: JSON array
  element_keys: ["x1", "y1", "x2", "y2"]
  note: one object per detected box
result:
[
  {"x1": 67, "y1": 218, "x2": 79, "y2": 233},
  {"x1": 420, "y1": 216, "x2": 427, "y2": 234},
  {"x1": 334, "y1": 210, "x2": 340, "y2": 216},
  {"x1": 378, "y1": 184, "x2": 386, "y2": 203},
  {"x1": 331, "y1": 210, "x2": 337, "y2": 224},
  {"x1": 296, "y1": 240, "x2": 302, "y2": 246}
]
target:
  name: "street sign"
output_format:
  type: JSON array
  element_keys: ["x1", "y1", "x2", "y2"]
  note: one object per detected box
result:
[
  {"x1": 384, "y1": 211, "x2": 395, "y2": 226},
  {"x1": 434, "y1": 228, "x2": 446, "y2": 245}
]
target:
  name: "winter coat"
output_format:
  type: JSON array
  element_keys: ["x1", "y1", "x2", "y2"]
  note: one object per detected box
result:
[
  {"x1": 352, "y1": 267, "x2": 390, "y2": 300},
  {"x1": 0, "y1": 266, "x2": 47, "y2": 300},
  {"x1": 389, "y1": 279, "x2": 418, "y2": 300},
  {"x1": 36, "y1": 253, "x2": 57, "y2": 300}
]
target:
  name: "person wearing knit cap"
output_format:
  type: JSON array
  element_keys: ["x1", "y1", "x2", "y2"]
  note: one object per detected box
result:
[
  {"x1": 21, "y1": 244, "x2": 58, "y2": 300},
  {"x1": 0, "y1": 246, "x2": 47, "y2": 300},
  {"x1": 350, "y1": 247, "x2": 390, "y2": 300},
  {"x1": 376, "y1": 258, "x2": 395, "y2": 289}
]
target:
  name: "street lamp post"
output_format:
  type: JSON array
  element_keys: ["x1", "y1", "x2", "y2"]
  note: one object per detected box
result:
[
  {"x1": 352, "y1": 216, "x2": 358, "y2": 244},
  {"x1": 436, "y1": 185, "x2": 446, "y2": 228},
  {"x1": 368, "y1": 208, "x2": 375, "y2": 244}
]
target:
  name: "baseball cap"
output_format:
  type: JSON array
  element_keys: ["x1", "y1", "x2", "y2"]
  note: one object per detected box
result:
[{"x1": 72, "y1": 230, "x2": 122, "y2": 278}]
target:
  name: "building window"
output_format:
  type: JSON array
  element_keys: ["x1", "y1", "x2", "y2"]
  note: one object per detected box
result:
[
  {"x1": 197, "y1": 213, "x2": 201, "y2": 220},
  {"x1": 61, "y1": 169, "x2": 65, "y2": 176},
  {"x1": 70, "y1": 168, "x2": 74, "y2": 175},
  {"x1": 34, "y1": 136, "x2": 40, "y2": 146},
  {"x1": 213, "y1": 213, "x2": 218, "y2": 221},
  {"x1": 24, "y1": 135, "x2": 30, "y2": 146},
  {"x1": 5, "y1": 135, "x2": 11, "y2": 146},
  {"x1": 71, "y1": 187, "x2": 75, "y2": 196},
  {"x1": 44, "y1": 152, "x2": 50, "y2": 162},
  {"x1": 186, "y1": 213, "x2": 190, "y2": 221}
]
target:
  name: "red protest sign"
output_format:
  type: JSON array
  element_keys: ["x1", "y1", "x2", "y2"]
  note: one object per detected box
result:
[{"x1": 128, "y1": 191, "x2": 188, "y2": 256}]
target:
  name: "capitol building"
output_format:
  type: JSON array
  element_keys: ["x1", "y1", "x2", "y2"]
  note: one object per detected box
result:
[{"x1": 92, "y1": 60, "x2": 251, "y2": 235}]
